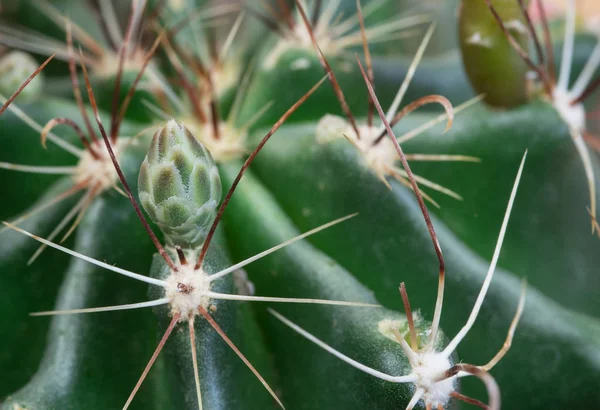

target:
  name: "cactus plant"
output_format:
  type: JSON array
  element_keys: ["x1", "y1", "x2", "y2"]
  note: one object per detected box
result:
[{"x1": 1, "y1": 1, "x2": 600, "y2": 410}]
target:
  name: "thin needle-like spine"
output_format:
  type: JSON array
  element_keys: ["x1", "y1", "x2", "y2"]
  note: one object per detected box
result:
[
  {"x1": 0, "y1": 179, "x2": 88, "y2": 235},
  {"x1": 0, "y1": 95, "x2": 83, "y2": 156},
  {"x1": 2, "y1": 222, "x2": 168, "y2": 287},
  {"x1": 269, "y1": 309, "x2": 418, "y2": 384},
  {"x1": 383, "y1": 23, "x2": 436, "y2": 127},
  {"x1": 27, "y1": 186, "x2": 94, "y2": 265},
  {"x1": 483, "y1": 0, "x2": 552, "y2": 95},
  {"x1": 189, "y1": 319, "x2": 203, "y2": 410},
  {"x1": 295, "y1": 0, "x2": 361, "y2": 138},
  {"x1": 30, "y1": 298, "x2": 171, "y2": 316},
  {"x1": 396, "y1": 95, "x2": 483, "y2": 145},
  {"x1": 442, "y1": 152, "x2": 527, "y2": 357},
  {"x1": 66, "y1": 20, "x2": 98, "y2": 143},
  {"x1": 123, "y1": 313, "x2": 180, "y2": 410},
  {"x1": 195, "y1": 76, "x2": 327, "y2": 269},
  {"x1": 0, "y1": 53, "x2": 55, "y2": 116},
  {"x1": 405, "y1": 388, "x2": 424, "y2": 410},
  {"x1": 199, "y1": 308, "x2": 285, "y2": 409},
  {"x1": 557, "y1": 0, "x2": 576, "y2": 92},
  {"x1": 442, "y1": 364, "x2": 499, "y2": 410},
  {"x1": 399, "y1": 283, "x2": 418, "y2": 351},
  {"x1": 78, "y1": 50, "x2": 178, "y2": 272},
  {"x1": 480, "y1": 281, "x2": 527, "y2": 372},
  {"x1": 207, "y1": 213, "x2": 356, "y2": 281},
  {"x1": 356, "y1": 57, "x2": 446, "y2": 352},
  {"x1": 110, "y1": 0, "x2": 139, "y2": 141},
  {"x1": 0, "y1": 162, "x2": 76, "y2": 174},
  {"x1": 205, "y1": 292, "x2": 379, "y2": 307},
  {"x1": 374, "y1": 94, "x2": 453, "y2": 145}
]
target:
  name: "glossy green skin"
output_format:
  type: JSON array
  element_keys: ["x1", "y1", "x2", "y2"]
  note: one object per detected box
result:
[
  {"x1": 221, "y1": 163, "x2": 457, "y2": 410},
  {"x1": 459, "y1": 0, "x2": 530, "y2": 107},
  {"x1": 0, "y1": 146, "x2": 165, "y2": 410},
  {"x1": 401, "y1": 102, "x2": 600, "y2": 318},
  {"x1": 248, "y1": 123, "x2": 600, "y2": 408},
  {"x1": 237, "y1": 47, "x2": 460, "y2": 130},
  {"x1": 0, "y1": 179, "x2": 77, "y2": 397},
  {"x1": 147, "y1": 238, "x2": 278, "y2": 410}
]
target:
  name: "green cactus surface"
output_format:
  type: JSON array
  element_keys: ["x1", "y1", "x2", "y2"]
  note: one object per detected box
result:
[{"x1": 1, "y1": 1, "x2": 600, "y2": 409}]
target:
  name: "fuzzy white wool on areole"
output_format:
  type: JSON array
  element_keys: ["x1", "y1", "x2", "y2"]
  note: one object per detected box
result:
[
  {"x1": 164, "y1": 263, "x2": 212, "y2": 319},
  {"x1": 74, "y1": 138, "x2": 131, "y2": 191},
  {"x1": 412, "y1": 352, "x2": 456, "y2": 407},
  {"x1": 316, "y1": 114, "x2": 397, "y2": 177},
  {"x1": 552, "y1": 88, "x2": 586, "y2": 133},
  {"x1": 185, "y1": 119, "x2": 247, "y2": 162}
]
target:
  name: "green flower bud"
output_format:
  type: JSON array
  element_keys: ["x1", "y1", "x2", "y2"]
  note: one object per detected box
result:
[
  {"x1": 138, "y1": 119, "x2": 222, "y2": 249},
  {"x1": 0, "y1": 51, "x2": 43, "y2": 101}
]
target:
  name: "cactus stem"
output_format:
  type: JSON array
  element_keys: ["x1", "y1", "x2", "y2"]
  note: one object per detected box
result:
[
  {"x1": 0, "y1": 53, "x2": 55, "y2": 117},
  {"x1": 124, "y1": 313, "x2": 181, "y2": 410}
]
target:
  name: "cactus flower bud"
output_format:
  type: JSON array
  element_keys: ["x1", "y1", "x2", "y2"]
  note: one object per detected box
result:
[
  {"x1": 138, "y1": 120, "x2": 222, "y2": 248},
  {"x1": 0, "y1": 51, "x2": 43, "y2": 101}
]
